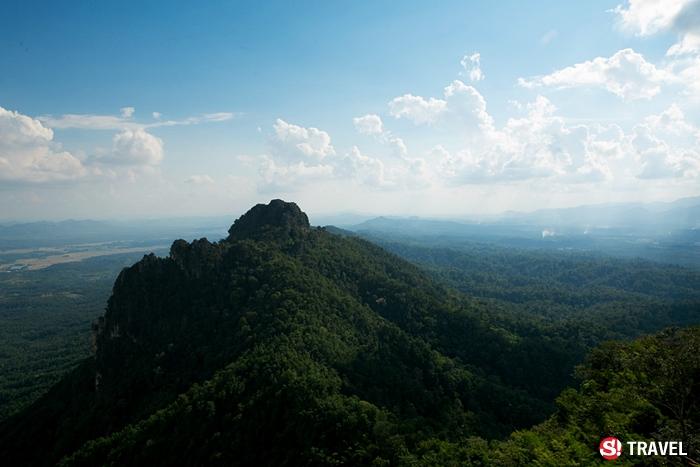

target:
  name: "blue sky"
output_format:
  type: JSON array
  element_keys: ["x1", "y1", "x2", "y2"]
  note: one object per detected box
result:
[{"x1": 1, "y1": 0, "x2": 699, "y2": 220}]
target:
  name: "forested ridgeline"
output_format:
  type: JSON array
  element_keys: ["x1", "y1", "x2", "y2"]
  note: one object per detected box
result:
[
  {"x1": 0, "y1": 200, "x2": 697, "y2": 466},
  {"x1": 368, "y1": 237, "x2": 700, "y2": 344}
]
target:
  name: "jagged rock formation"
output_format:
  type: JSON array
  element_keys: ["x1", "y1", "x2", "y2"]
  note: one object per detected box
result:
[{"x1": 227, "y1": 199, "x2": 310, "y2": 241}]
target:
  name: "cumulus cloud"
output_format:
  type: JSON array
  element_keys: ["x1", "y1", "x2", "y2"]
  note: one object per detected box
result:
[
  {"x1": 97, "y1": 128, "x2": 164, "y2": 166},
  {"x1": 264, "y1": 64, "x2": 699, "y2": 193},
  {"x1": 353, "y1": 114, "x2": 408, "y2": 158},
  {"x1": 258, "y1": 156, "x2": 333, "y2": 192},
  {"x1": 255, "y1": 119, "x2": 338, "y2": 191},
  {"x1": 272, "y1": 118, "x2": 335, "y2": 161},
  {"x1": 388, "y1": 136, "x2": 408, "y2": 158},
  {"x1": 670, "y1": 55, "x2": 700, "y2": 96},
  {"x1": 522, "y1": 2, "x2": 700, "y2": 100},
  {"x1": 388, "y1": 94, "x2": 447, "y2": 125},
  {"x1": 429, "y1": 95, "x2": 621, "y2": 184},
  {"x1": 460, "y1": 52, "x2": 484, "y2": 81},
  {"x1": 258, "y1": 118, "x2": 425, "y2": 192},
  {"x1": 386, "y1": 85, "x2": 633, "y2": 185},
  {"x1": 518, "y1": 48, "x2": 674, "y2": 100},
  {"x1": 0, "y1": 106, "x2": 172, "y2": 185},
  {"x1": 667, "y1": 32, "x2": 700, "y2": 55},
  {"x1": 335, "y1": 146, "x2": 430, "y2": 190},
  {"x1": 432, "y1": 95, "x2": 700, "y2": 184},
  {"x1": 614, "y1": 0, "x2": 700, "y2": 55},
  {"x1": 0, "y1": 106, "x2": 87, "y2": 183},
  {"x1": 0, "y1": 103, "x2": 238, "y2": 189},
  {"x1": 388, "y1": 80, "x2": 494, "y2": 131},
  {"x1": 337, "y1": 146, "x2": 391, "y2": 188},
  {"x1": 353, "y1": 114, "x2": 384, "y2": 135},
  {"x1": 632, "y1": 104, "x2": 700, "y2": 178},
  {"x1": 443, "y1": 80, "x2": 494, "y2": 131},
  {"x1": 185, "y1": 174, "x2": 215, "y2": 185},
  {"x1": 613, "y1": 0, "x2": 691, "y2": 35}
]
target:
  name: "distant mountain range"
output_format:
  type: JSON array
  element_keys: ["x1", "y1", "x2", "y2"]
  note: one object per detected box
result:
[
  {"x1": 0, "y1": 217, "x2": 231, "y2": 249},
  {"x1": 2, "y1": 196, "x2": 698, "y2": 260},
  {"x1": 329, "y1": 196, "x2": 700, "y2": 265},
  {"x1": 497, "y1": 196, "x2": 700, "y2": 231},
  {"x1": 345, "y1": 196, "x2": 700, "y2": 232}
]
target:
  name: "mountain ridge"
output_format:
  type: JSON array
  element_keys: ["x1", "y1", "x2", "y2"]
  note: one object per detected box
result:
[
  {"x1": 0, "y1": 200, "x2": 574, "y2": 465},
  {"x1": 1, "y1": 199, "x2": 697, "y2": 466}
]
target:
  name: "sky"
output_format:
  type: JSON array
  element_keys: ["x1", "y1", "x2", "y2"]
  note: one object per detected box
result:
[{"x1": 1, "y1": 0, "x2": 700, "y2": 221}]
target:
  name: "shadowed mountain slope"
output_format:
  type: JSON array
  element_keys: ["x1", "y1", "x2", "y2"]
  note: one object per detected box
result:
[{"x1": 0, "y1": 200, "x2": 667, "y2": 466}]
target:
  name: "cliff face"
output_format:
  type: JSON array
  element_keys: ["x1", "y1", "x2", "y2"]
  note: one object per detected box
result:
[{"x1": 0, "y1": 199, "x2": 570, "y2": 466}]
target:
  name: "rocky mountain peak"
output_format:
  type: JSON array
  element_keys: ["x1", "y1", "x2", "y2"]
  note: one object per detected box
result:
[{"x1": 226, "y1": 199, "x2": 310, "y2": 240}]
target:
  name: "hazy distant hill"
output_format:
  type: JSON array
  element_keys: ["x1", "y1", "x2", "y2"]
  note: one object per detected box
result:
[
  {"x1": 0, "y1": 218, "x2": 231, "y2": 249},
  {"x1": 500, "y1": 196, "x2": 700, "y2": 230},
  {"x1": 348, "y1": 197, "x2": 700, "y2": 268}
]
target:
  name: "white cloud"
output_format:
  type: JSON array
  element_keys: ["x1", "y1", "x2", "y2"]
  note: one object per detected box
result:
[
  {"x1": 388, "y1": 94, "x2": 447, "y2": 125},
  {"x1": 185, "y1": 174, "x2": 215, "y2": 185},
  {"x1": 353, "y1": 113, "x2": 408, "y2": 158},
  {"x1": 388, "y1": 87, "x2": 621, "y2": 185},
  {"x1": 632, "y1": 104, "x2": 700, "y2": 178},
  {"x1": 145, "y1": 112, "x2": 236, "y2": 128},
  {"x1": 152, "y1": 112, "x2": 162, "y2": 119},
  {"x1": 613, "y1": 0, "x2": 691, "y2": 35},
  {"x1": 460, "y1": 52, "x2": 484, "y2": 81},
  {"x1": 370, "y1": 68, "x2": 699, "y2": 190},
  {"x1": 0, "y1": 106, "x2": 170, "y2": 185},
  {"x1": 667, "y1": 31, "x2": 700, "y2": 55},
  {"x1": 39, "y1": 110, "x2": 234, "y2": 130},
  {"x1": 614, "y1": 0, "x2": 700, "y2": 55},
  {"x1": 388, "y1": 80, "x2": 494, "y2": 130},
  {"x1": 391, "y1": 156, "x2": 432, "y2": 189},
  {"x1": 258, "y1": 156, "x2": 334, "y2": 192},
  {"x1": 431, "y1": 95, "x2": 618, "y2": 184},
  {"x1": 40, "y1": 113, "x2": 133, "y2": 130},
  {"x1": 518, "y1": 48, "x2": 674, "y2": 100},
  {"x1": 335, "y1": 146, "x2": 430, "y2": 190},
  {"x1": 672, "y1": 55, "x2": 700, "y2": 95},
  {"x1": 100, "y1": 128, "x2": 164, "y2": 166},
  {"x1": 443, "y1": 80, "x2": 494, "y2": 131},
  {"x1": 256, "y1": 119, "x2": 338, "y2": 191},
  {"x1": 259, "y1": 118, "x2": 424, "y2": 192},
  {"x1": 353, "y1": 114, "x2": 384, "y2": 135},
  {"x1": 272, "y1": 118, "x2": 335, "y2": 161},
  {"x1": 0, "y1": 106, "x2": 87, "y2": 183},
  {"x1": 120, "y1": 107, "x2": 135, "y2": 118},
  {"x1": 338, "y1": 146, "x2": 391, "y2": 188},
  {"x1": 199, "y1": 112, "x2": 234, "y2": 123},
  {"x1": 388, "y1": 136, "x2": 408, "y2": 158}
]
